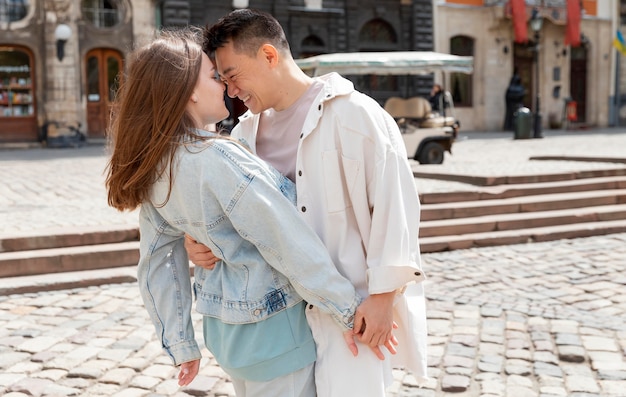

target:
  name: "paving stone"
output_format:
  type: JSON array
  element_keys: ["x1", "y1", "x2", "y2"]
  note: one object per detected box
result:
[
  {"x1": 443, "y1": 355, "x2": 474, "y2": 368},
  {"x1": 441, "y1": 374, "x2": 470, "y2": 392},
  {"x1": 8, "y1": 377, "x2": 54, "y2": 396},
  {"x1": 534, "y1": 362, "x2": 564, "y2": 378},
  {"x1": 143, "y1": 364, "x2": 176, "y2": 379},
  {"x1": 15, "y1": 336, "x2": 60, "y2": 354},
  {"x1": 129, "y1": 374, "x2": 161, "y2": 389},
  {"x1": 100, "y1": 367, "x2": 137, "y2": 385},
  {"x1": 538, "y1": 386, "x2": 567, "y2": 396},
  {"x1": 505, "y1": 386, "x2": 537, "y2": 397},
  {"x1": 565, "y1": 375, "x2": 601, "y2": 393},
  {"x1": 557, "y1": 345, "x2": 586, "y2": 363},
  {"x1": 0, "y1": 352, "x2": 30, "y2": 369}
]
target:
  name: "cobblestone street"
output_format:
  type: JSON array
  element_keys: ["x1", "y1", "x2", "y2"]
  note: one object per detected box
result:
[
  {"x1": 1, "y1": 233, "x2": 625, "y2": 396},
  {"x1": 1, "y1": 129, "x2": 626, "y2": 396}
]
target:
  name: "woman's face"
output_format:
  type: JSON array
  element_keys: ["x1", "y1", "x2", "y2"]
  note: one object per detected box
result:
[{"x1": 187, "y1": 53, "x2": 230, "y2": 128}]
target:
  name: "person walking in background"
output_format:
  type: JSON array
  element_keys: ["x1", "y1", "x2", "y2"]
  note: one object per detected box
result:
[
  {"x1": 105, "y1": 28, "x2": 366, "y2": 397},
  {"x1": 186, "y1": 9, "x2": 428, "y2": 396}
]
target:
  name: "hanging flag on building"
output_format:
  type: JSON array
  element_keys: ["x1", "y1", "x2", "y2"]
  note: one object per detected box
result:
[
  {"x1": 565, "y1": 0, "x2": 581, "y2": 47},
  {"x1": 510, "y1": 0, "x2": 527, "y2": 43},
  {"x1": 614, "y1": 30, "x2": 626, "y2": 55}
]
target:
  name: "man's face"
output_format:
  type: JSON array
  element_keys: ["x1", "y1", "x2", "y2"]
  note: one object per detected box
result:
[{"x1": 215, "y1": 41, "x2": 273, "y2": 114}]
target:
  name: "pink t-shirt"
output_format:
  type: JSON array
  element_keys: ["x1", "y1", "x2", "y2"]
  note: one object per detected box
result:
[{"x1": 257, "y1": 80, "x2": 324, "y2": 181}]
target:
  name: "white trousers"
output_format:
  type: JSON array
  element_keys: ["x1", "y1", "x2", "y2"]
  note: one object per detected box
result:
[
  {"x1": 306, "y1": 305, "x2": 393, "y2": 397},
  {"x1": 230, "y1": 363, "x2": 316, "y2": 397}
]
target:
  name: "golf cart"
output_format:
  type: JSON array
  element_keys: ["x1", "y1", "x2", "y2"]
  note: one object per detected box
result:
[{"x1": 295, "y1": 51, "x2": 474, "y2": 164}]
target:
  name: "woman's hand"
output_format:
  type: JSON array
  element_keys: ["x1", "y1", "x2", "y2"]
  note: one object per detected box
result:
[{"x1": 178, "y1": 359, "x2": 200, "y2": 386}]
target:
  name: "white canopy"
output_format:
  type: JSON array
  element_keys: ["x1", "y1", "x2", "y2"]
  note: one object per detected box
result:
[{"x1": 295, "y1": 51, "x2": 474, "y2": 77}]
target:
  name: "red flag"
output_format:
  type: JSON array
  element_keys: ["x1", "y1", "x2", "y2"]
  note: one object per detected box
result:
[
  {"x1": 511, "y1": 0, "x2": 528, "y2": 44},
  {"x1": 565, "y1": 0, "x2": 581, "y2": 47}
]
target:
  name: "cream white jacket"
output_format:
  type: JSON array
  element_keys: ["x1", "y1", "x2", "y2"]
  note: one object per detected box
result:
[{"x1": 232, "y1": 72, "x2": 428, "y2": 382}]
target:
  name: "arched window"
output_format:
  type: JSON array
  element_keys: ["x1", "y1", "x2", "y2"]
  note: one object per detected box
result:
[
  {"x1": 82, "y1": 0, "x2": 122, "y2": 28},
  {"x1": 357, "y1": 19, "x2": 398, "y2": 95},
  {"x1": 359, "y1": 18, "x2": 397, "y2": 50},
  {"x1": 0, "y1": 0, "x2": 28, "y2": 22},
  {"x1": 300, "y1": 35, "x2": 325, "y2": 58},
  {"x1": 450, "y1": 35, "x2": 474, "y2": 107}
]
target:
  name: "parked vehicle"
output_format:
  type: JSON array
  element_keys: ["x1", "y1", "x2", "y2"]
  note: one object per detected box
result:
[{"x1": 295, "y1": 51, "x2": 473, "y2": 164}]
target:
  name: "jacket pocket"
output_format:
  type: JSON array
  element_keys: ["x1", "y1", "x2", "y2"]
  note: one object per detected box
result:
[{"x1": 321, "y1": 150, "x2": 359, "y2": 213}]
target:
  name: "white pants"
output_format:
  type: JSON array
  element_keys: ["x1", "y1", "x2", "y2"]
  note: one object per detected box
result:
[
  {"x1": 306, "y1": 305, "x2": 393, "y2": 397},
  {"x1": 230, "y1": 363, "x2": 316, "y2": 397}
]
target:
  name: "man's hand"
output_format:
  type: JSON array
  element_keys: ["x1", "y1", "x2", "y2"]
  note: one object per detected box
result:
[
  {"x1": 353, "y1": 291, "x2": 397, "y2": 358},
  {"x1": 184, "y1": 235, "x2": 220, "y2": 269},
  {"x1": 178, "y1": 359, "x2": 200, "y2": 386},
  {"x1": 343, "y1": 330, "x2": 359, "y2": 357}
]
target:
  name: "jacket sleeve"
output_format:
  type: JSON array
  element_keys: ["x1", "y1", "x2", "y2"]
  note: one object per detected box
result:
[
  {"x1": 342, "y1": 102, "x2": 426, "y2": 294},
  {"x1": 212, "y1": 143, "x2": 361, "y2": 331},
  {"x1": 137, "y1": 205, "x2": 201, "y2": 365}
]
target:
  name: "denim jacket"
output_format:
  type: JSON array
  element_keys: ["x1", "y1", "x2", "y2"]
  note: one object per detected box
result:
[{"x1": 137, "y1": 131, "x2": 361, "y2": 365}]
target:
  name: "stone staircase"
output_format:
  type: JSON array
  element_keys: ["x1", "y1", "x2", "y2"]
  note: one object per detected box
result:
[
  {"x1": 417, "y1": 169, "x2": 626, "y2": 252},
  {"x1": 1, "y1": 168, "x2": 626, "y2": 294}
]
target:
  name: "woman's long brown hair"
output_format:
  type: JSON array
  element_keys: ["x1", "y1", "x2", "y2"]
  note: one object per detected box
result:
[{"x1": 105, "y1": 28, "x2": 205, "y2": 211}]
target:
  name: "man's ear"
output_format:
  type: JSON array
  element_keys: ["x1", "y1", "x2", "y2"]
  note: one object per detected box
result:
[{"x1": 259, "y1": 44, "x2": 279, "y2": 67}]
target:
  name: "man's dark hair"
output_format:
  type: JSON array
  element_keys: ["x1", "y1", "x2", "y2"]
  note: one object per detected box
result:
[{"x1": 203, "y1": 9, "x2": 290, "y2": 59}]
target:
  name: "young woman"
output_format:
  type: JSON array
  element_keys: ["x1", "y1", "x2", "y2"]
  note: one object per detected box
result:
[{"x1": 105, "y1": 28, "x2": 361, "y2": 397}]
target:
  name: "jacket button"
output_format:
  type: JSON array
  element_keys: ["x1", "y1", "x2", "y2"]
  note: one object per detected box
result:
[
  {"x1": 415, "y1": 271, "x2": 421, "y2": 276},
  {"x1": 298, "y1": 170, "x2": 302, "y2": 176},
  {"x1": 300, "y1": 133, "x2": 303, "y2": 138},
  {"x1": 318, "y1": 104, "x2": 321, "y2": 110},
  {"x1": 254, "y1": 309, "x2": 261, "y2": 316},
  {"x1": 301, "y1": 206, "x2": 306, "y2": 212},
  {"x1": 308, "y1": 304, "x2": 313, "y2": 310}
]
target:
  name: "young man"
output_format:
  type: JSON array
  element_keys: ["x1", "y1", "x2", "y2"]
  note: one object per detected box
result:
[{"x1": 190, "y1": 9, "x2": 428, "y2": 396}]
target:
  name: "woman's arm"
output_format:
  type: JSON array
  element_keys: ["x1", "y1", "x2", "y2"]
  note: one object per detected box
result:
[{"x1": 137, "y1": 205, "x2": 202, "y2": 365}]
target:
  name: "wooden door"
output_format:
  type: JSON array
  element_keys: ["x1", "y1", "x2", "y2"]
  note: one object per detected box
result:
[{"x1": 85, "y1": 49, "x2": 122, "y2": 138}]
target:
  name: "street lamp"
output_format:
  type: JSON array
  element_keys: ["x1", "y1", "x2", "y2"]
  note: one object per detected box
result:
[{"x1": 530, "y1": 8, "x2": 543, "y2": 138}]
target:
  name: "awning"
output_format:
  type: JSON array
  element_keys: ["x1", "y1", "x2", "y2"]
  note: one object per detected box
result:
[{"x1": 294, "y1": 51, "x2": 474, "y2": 77}]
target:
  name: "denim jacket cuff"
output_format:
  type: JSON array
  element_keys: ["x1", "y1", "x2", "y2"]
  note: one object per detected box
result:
[{"x1": 167, "y1": 339, "x2": 202, "y2": 366}]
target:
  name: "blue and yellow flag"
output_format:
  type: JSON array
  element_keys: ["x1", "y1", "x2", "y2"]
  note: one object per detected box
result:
[{"x1": 614, "y1": 30, "x2": 626, "y2": 55}]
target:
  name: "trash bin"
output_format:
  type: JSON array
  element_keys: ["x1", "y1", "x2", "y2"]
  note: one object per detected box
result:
[{"x1": 513, "y1": 107, "x2": 533, "y2": 139}]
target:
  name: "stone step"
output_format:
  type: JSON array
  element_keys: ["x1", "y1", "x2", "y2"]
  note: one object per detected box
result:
[
  {"x1": 413, "y1": 166, "x2": 626, "y2": 187},
  {"x1": 0, "y1": 241, "x2": 140, "y2": 278},
  {"x1": 0, "y1": 225, "x2": 139, "y2": 253},
  {"x1": 420, "y1": 204, "x2": 626, "y2": 238},
  {"x1": 421, "y1": 189, "x2": 626, "y2": 221},
  {"x1": 419, "y1": 219, "x2": 626, "y2": 253},
  {"x1": 420, "y1": 175, "x2": 626, "y2": 204},
  {"x1": 0, "y1": 265, "x2": 138, "y2": 295}
]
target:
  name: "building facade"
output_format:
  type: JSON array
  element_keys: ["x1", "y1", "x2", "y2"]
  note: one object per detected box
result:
[
  {"x1": 0, "y1": 0, "x2": 436, "y2": 144},
  {"x1": 1, "y1": 0, "x2": 623, "y2": 144},
  {"x1": 434, "y1": 0, "x2": 615, "y2": 132}
]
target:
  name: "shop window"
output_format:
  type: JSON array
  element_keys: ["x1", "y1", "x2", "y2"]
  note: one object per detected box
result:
[
  {"x1": 450, "y1": 35, "x2": 474, "y2": 107},
  {"x1": 0, "y1": 0, "x2": 28, "y2": 22},
  {"x1": 0, "y1": 46, "x2": 34, "y2": 118},
  {"x1": 82, "y1": 0, "x2": 121, "y2": 28}
]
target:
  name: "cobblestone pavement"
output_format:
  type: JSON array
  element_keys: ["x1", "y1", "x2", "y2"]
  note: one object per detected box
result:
[
  {"x1": 1, "y1": 128, "x2": 626, "y2": 396},
  {"x1": 1, "y1": 233, "x2": 625, "y2": 396}
]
